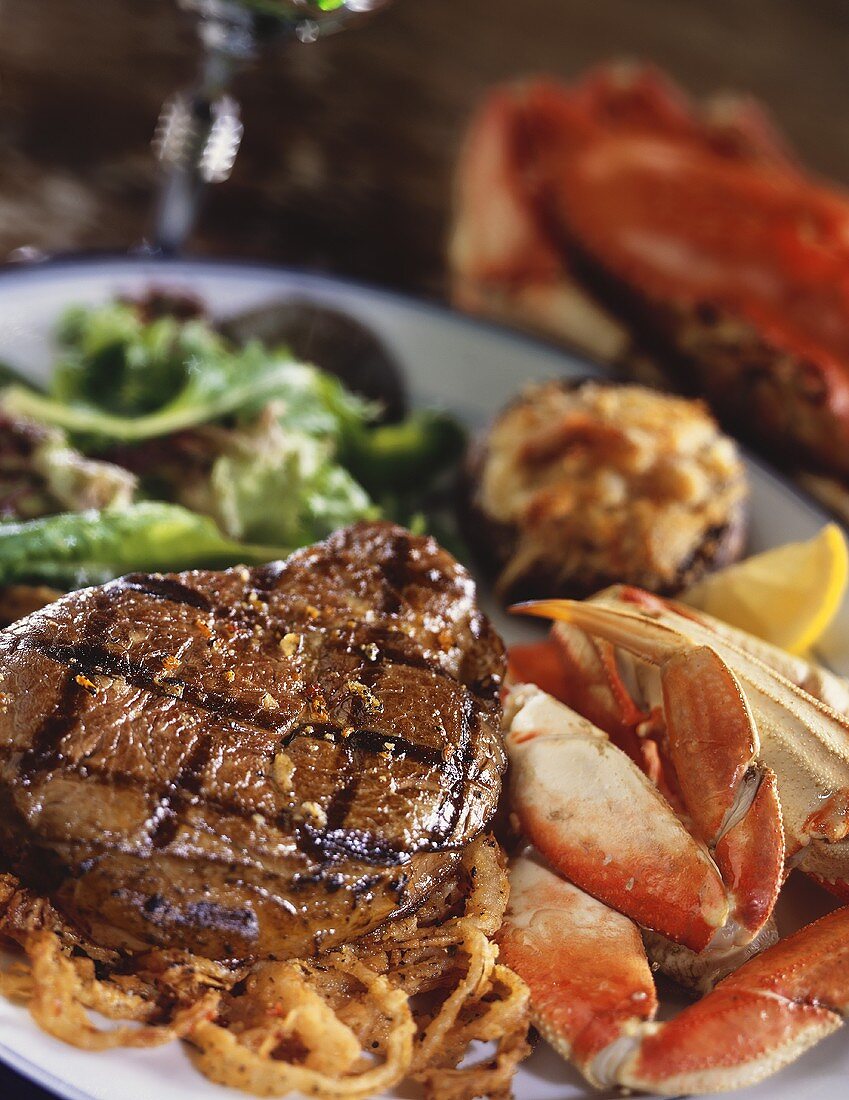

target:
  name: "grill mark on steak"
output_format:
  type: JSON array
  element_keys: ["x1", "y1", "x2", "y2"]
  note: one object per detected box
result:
[
  {"x1": 427, "y1": 689, "x2": 475, "y2": 845},
  {"x1": 0, "y1": 747, "x2": 294, "y2": 842},
  {"x1": 137, "y1": 603, "x2": 497, "y2": 707},
  {"x1": 279, "y1": 723, "x2": 445, "y2": 768},
  {"x1": 18, "y1": 588, "x2": 116, "y2": 784},
  {"x1": 1, "y1": 744, "x2": 486, "y2": 867},
  {"x1": 14, "y1": 620, "x2": 469, "y2": 868},
  {"x1": 324, "y1": 767, "x2": 359, "y2": 834},
  {"x1": 377, "y1": 529, "x2": 413, "y2": 613},
  {"x1": 115, "y1": 575, "x2": 212, "y2": 611},
  {"x1": 333, "y1": 636, "x2": 500, "y2": 704},
  {"x1": 19, "y1": 636, "x2": 291, "y2": 732},
  {"x1": 18, "y1": 674, "x2": 88, "y2": 785},
  {"x1": 115, "y1": 567, "x2": 500, "y2": 708},
  {"x1": 148, "y1": 734, "x2": 216, "y2": 849},
  {"x1": 295, "y1": 822, "x2": 415, "y2": 867},
  {"x1": 114, "y1": 554, "x2": 502, "y2": 705},
  {"x1": 142, "y1": 896, "x2": 260, "y2": 937},
  {"x1": 279, "y1": 724, "x2": 449, "y2": 776},
  {"x1": 4, "y1": 711, "x2": 457, "y2": 844},
  {"x1": 12, "y1": 633, "x2": 493, "y2": 868},
  {"x1": 312, "y1": 659, "x2": 397, "y2": 845},
  {"x1": 6, "y1": 741, "x2": 493, "y2": 889},
  {"x1": 18, "y1": 639, "x2": 453, "y2": 773}
]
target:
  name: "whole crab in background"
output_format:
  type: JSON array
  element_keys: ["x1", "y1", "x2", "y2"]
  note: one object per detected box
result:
[
  {"x1": 450, "y1": 64, "x2": 849, "y2": 510},
  {"x1": 498, "y1": 588, "x2": 849, "y2": 1094}
]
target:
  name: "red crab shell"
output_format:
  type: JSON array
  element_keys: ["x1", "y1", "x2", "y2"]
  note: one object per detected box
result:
[{"x1": 451, "y1": 65, "x2": 849, "y2": 480}]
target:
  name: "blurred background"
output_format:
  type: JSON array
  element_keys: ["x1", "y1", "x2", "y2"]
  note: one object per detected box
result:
[{"x1": 0, "y1": 0, "x2": 847, "y2": 296}]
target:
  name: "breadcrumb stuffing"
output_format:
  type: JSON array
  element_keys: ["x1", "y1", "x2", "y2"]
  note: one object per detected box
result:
[{"x1": 479, "y1": 380, "x2": 747, "y2": 595}]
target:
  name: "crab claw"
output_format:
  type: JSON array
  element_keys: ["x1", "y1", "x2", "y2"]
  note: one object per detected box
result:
[
  {"x1": 514, "y1": 599, "x2": 786, "y2": 943},
  {"x1": 501, "y1": 850, "x2": 849, "y2": 1095},
  {"x1": 660, "y1": 645, "x2": 784, "y2": 939},
  {"x1": 524, "y1": 589, "x2": 849, "y2": 898},
  {"x1": 505, "y1": 684, "x2": 729, "y2": 950}
]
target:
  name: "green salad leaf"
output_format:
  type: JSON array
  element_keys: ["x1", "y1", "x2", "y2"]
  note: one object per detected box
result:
[
  {"x1": 4, "y1": 303, "x2": 373, "y2": 450},
  {"x1": 342, "y1": 409, "x2": 466, "y2": 494},
  {"x1": 0, "y1": 301, "x2": 469, "y2": 596},
  {"x1": 202, "y1": 414, "x2": 377, "y2": 546},
  {"x1": 54, "y1": 303, "x2": 210, "y2": 415},
  {"x1": 0, "y1": 502, "x2": 289, "y2": 588},
  {"x1": 4, "y1": 355, "x2": 369, "y2": 450}
]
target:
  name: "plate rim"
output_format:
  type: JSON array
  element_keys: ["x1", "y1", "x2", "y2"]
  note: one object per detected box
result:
[{"x1": 0, "y1": 1042, "x2": 93, "y2": 1100}]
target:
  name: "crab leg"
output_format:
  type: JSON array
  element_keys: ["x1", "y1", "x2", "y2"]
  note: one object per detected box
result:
[
  {"x1": 513, "y1": 627, "x2": 684, "y2": 805},
  {"x1": 529, "y1": 624, "x2": 648, "y2": 750},
  {"x1": 518, "y1": 600, "x2": 786, "y2": 942},
  {"x1": 497, "y1": 853, "x2": 657, "y2": 1080},
  {"x1": 502, "y1": 851, "x2": 849, "y2": 1095},
  {"x1": 659, "y1": 645, "x2": 784, "y2": 938},
  {"x1": 618, "y1": 905, "x2": 849, "y2": 1094},
  {"x1": 505, "y1": 684, "x2": 729, "y2": 950}
]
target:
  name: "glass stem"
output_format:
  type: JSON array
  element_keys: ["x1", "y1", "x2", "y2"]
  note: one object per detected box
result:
[{"x1": 151, "y1": 10, "x2": 252, "y2": 255}]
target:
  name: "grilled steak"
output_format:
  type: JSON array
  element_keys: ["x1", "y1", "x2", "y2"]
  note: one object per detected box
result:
[{"x1": 0, "y1": 522, "x2": 506, "y2": 959}]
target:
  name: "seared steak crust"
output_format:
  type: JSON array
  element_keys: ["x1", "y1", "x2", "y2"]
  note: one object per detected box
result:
[{"x1": 0, "y1": 522, "x2": 505, "y2": 959}]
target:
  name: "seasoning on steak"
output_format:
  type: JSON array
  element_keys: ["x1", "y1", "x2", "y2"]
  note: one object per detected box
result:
[{"x1": 0, "y1": 522, "x2": 506, "y2": 960}]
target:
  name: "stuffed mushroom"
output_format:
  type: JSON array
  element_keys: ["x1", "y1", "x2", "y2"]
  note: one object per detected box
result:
[{"x1": 463, "y1": 379, "x2": 748, "y2": 601}]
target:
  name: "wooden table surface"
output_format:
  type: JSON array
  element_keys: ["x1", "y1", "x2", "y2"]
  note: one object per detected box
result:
[
  {"x1": 0, "y1": 1, "x2": 848, "y2": 1096},
  {"x1": 0, "y1": 0, "x2": 848, "y2": 300}
]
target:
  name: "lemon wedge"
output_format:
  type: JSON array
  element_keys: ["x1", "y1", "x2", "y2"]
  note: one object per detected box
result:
[{"x1": 683, "y1": 523, "x2": 849, "y2": 654}]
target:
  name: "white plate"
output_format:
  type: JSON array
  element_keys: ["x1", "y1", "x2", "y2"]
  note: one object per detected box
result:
[{"x1": 0, "y1": 257, "x2": 845, "y2": 1100}]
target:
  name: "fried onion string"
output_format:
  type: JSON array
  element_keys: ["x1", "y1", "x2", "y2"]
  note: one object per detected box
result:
[{"x1": 0, "y1": 834, "x2": 531, "y2": 1097}]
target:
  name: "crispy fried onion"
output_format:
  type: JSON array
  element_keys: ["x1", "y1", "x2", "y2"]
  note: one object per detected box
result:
[
  {"x1": 189, "y1": 956, "x2": 415, "y2": 1098},
  {"x1": 0, "y1": 836, "x2": 531, "y2": 1098},
  {"x1": 25, "y1": 932, "x2": 220, "y2": 1050}
]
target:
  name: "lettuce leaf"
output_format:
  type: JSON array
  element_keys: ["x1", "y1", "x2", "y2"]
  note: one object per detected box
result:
[
  {"x1": 0, "y1": 303, "x2": 467, "y2": 591},
  {"x1": 204, "y1": 414, "x2": 376, "y2": 545},
  {"x1": 4, "y1": 304, "x2": 373, "y2": 450},
  {"x1": 0, "y1": 502, "x2": 289, "y2": 588},
  {"x1": 53, "y1": 303, "x2": 211, "y2": 416},
  {"x1": 4, "y1": 354, "x2": 370, "y2": 450}
]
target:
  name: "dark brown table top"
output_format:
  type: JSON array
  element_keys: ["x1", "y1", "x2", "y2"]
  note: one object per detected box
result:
[
  {"x1": 1, "y1": 1, "x2": 848, "y2": 1095},
  {"x1": 0, "y1": 0, "x2": 848, "y2": 301}
]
